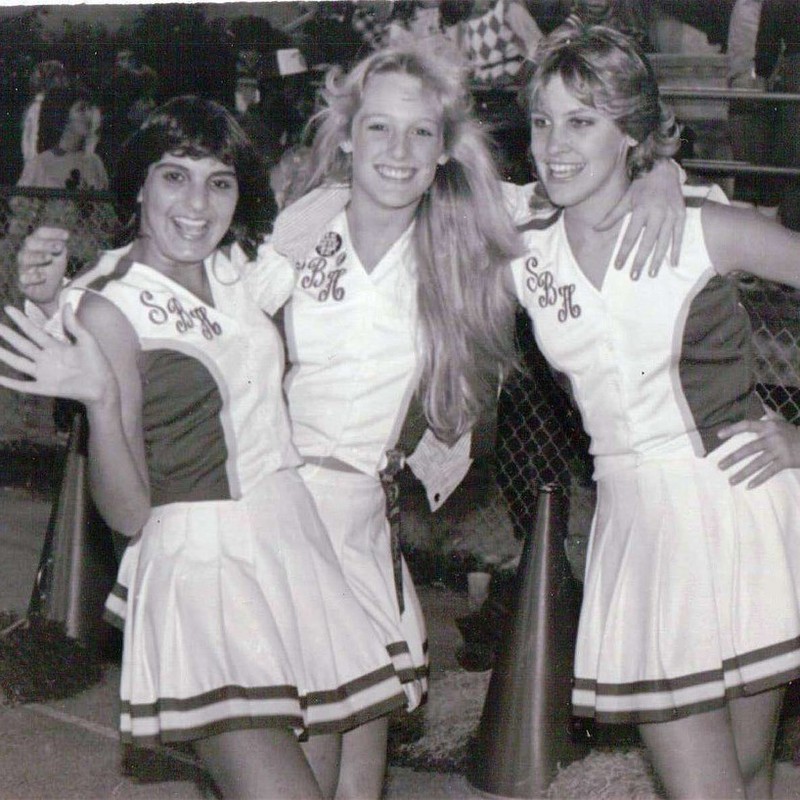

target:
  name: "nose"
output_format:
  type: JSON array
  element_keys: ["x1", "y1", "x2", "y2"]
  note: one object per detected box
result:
[
  {"x1": 545, "y1": 123, "x2": 569, "y2": 157},
  {"x1": 389, "y1": 128, "x2": 410, "y2": 160},
  {"x1": 186, "y1": 180, "x2": 209, "y2": 212}
]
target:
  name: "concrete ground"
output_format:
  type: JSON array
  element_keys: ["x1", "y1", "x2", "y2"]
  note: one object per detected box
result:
[{"x1": 2, "y1": 485, "x2": 800, "y2": 799}]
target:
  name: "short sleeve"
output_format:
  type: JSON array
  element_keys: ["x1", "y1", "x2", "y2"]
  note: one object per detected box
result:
[{"x1": 231, "y1": 238, "x2": 297, "y2": 316}]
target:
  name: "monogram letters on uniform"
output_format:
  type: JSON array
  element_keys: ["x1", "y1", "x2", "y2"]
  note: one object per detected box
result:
[
  {"x1": 523, "y1": 255, "x2": 581, "y2": 322},
  {"x1": 140, "y1": 291, "x2": 223, "y2": 340},
  {"x1": 298, "y1": 229, "x2": 349, "y2": 303}
]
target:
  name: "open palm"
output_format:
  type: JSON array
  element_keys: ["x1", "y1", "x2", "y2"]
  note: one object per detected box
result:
[{"x1": 0, "y1": 305, "x2": 116, "y2": 405}]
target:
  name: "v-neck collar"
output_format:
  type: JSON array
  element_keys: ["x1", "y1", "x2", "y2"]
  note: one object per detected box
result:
[
  {"x1": 341, "y1": 211, "x2": 415, "y2": 280},
  {"x1": 561, "y1": 213, "x2": 630, "y2": 295}
]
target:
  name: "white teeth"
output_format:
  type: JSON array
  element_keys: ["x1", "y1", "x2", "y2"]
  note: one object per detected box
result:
[
  {"x1": 548, "y1": 163, "x2": 583, "y2": 179},
  {"x1": 376, "y1": 165, "x2": 415, "y2": 180},
  {"x1": 173, "y1": 218, "x2": 208, "y2": 239}
]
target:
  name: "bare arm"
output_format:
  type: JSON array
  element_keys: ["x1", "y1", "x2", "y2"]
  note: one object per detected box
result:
[
  {"x1": 0, "y1": 298, "x2": 150, "y2": 534},
  {"x1": 506, "y1": 0, "x2": 543, "y2": 61},
  {"x1": 702, "y1": 201, "x2": 800, "y2": 486},
  {"x1": 702, "y1": 201, "x2": 800, "y2": 288},
  {"x1": 77, "y1": 294, "x2": 150, "y2": 534}
]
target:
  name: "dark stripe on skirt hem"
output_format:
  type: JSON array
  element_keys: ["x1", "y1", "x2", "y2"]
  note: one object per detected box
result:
[
  {"x1": 574, "y1": 635, "x2": 800, "y2": 696},
  {"x1": 103, "y1": 609, "x2": 124, "y2": 632},
  {"x1": 574, "y1": 666, "x2": 800, "y2": 724},
  {"x1": 120, "y1": 692, "x2": 407, "y2": 746}
]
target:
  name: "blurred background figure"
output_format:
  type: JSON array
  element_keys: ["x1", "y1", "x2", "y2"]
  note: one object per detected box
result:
[
  {"x1": 565, "y1": 0, "x2": 653, "y2": 49},
  {"x1": 97, "y1": 50, "x2": 158, "y2": 183},
  {"x1": 17, "y1": 86, "x2": 108, "y2": 191},
  {"x1": 21, "y1": 60, "x2": 69, "y2": 166},
  {"x1": 756, "y1": 0, "x2": 800, "y2": 230},
  {"x1": 727, "y1": 0, "x2": 779, "y2": 209},
  {"x1": 457, "y1": 0, "x2": 544, "y2": 84}
]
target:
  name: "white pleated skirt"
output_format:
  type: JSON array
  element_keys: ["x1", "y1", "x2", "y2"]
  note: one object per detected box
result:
[
  {"x1": 298, "y1": 464, "x2": 429, "y2": 711},
  {"x1": 573, "y1": 430, "x2": 800, "y2": 724},
  {"x1": 105, "y1": 468, "x2": 407, "y2": 746}
]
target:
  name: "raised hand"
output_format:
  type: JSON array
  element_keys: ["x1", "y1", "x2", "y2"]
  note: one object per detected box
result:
[
  {"x1": 18, "y1": 226, "x2": 70, "y2": 314},
  {"x1": 0, "y1": 304, "x2": 117, "y2": 407},
  {"x1": 717, "y1": 417, "x2": 800, "y2": 489}
]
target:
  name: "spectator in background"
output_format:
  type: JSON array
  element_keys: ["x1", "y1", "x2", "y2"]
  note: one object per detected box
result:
[
  {"x1": 21, "y1": 60, "x2": 68, "y2": 165},
  {"x1": 98, "y1": 50, "x2": 158, "y2": 181},
  {"x1": 565, "y1": 0, "x2": 653, "y2": 50},
  {"x1": 458, "y1": 0, "x2": 544, "y2": 84},
  {"x1": 18, "y1": 86, "x2": 108, "y2": 191},
  {"x1": 727, "y1": 0, "x2": 779, "y2": 209},
  {"x1": 756, "y1": 0, "x2": 800, "y2": 230}
]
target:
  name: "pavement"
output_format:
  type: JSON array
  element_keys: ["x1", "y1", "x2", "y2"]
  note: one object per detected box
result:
[{"x1": 3, "y1": 484, "x2": 800, "y2": 800}]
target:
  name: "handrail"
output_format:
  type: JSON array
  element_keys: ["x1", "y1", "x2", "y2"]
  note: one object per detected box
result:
[
  {"x1": 660, "y1": 87, "x2": 800, "y2": 103},
  {"x1": 0, "y1": 185, "x2": 115, "y2": 202},
  {"x1": 681, "y1": 159, "x2": 800, "y2": 177}
]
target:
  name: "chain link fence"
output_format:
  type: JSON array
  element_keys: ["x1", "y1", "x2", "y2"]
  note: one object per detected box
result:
[{"x1": 0, "y1": 187, "x2": 122, "y2": 444}]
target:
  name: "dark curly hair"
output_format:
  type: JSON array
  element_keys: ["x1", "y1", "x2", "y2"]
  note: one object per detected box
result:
[{"x1": 114, "y1": 95, "x2": 275, "y2": 259}]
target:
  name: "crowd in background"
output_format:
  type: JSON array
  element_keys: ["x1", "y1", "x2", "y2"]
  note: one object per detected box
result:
[{"x1": 5, "y1": 0, "x2": 793, "y2": 220}]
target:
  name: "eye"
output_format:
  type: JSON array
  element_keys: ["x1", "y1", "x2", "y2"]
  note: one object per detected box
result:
[
  {"x1": 569, "y1": 117, "x2": 595, "y2": 128},
  {"x1": 366, "y1": 122, "x2": 388, "y2": 132},
  {"x1": 530, "y1": 116, "x2": 550, "y2": 130},
  {"x1": 413, "y1": 126, "x2": 435, "y2": 137},
  {"x1": 162, "y1": 170, "x2": 185, "y2": 184},
  {"x1": 211, "y1": 176, "x2": 237, "y2": 192}
]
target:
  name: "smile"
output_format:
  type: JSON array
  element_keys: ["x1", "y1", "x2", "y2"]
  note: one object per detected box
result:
[
  {"x1": 375, "y1": 164, "x2": 417, "y2": 181},
  {"x1": 173, "y1": 217, "x2": 210, "y2": 239},
  {"x1": 546, "y1": 162, "x2": 585, "y2": 180}
]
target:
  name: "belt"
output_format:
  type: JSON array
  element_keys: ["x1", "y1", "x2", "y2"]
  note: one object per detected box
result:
[{"x1": 379, "y1": 448, "x2": 406, "y2": 616}]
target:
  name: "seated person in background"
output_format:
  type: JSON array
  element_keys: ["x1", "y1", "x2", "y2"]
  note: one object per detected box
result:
[
  {"x1": 458, "y1": 0, "x2": 544, "y2": 84},
  {"x1": 18, "y1": 86, "x2": 108, "y2": 191},
  {"x1": 21, "y1": 60, "x2": 69, "y2": 165}
]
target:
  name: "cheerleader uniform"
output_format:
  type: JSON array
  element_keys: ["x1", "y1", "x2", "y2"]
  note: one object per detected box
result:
[
  {"x1": 510, "y1": 191, "x2": 800, "y2": 724},
  {"x1": 260, "y1": 209, "x2": 429, "y2": 710},
  {"x1": 69, "y1": 245, "x2": 407, "y2": 746}
]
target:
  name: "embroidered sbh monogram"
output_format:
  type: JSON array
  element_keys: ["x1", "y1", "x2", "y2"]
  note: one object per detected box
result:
[
  {"x1": 298, "y1": 230, "x2": 348, "y2": 302},
  {"x1": 524, "y1": 255, "x2": 581, "y2": 323},
  {"x1": 140, "y1": 292, "x2": 223, "y2": 340}
]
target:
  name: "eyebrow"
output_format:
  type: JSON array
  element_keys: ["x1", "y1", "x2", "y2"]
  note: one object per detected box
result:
[{"x1": 153, "y1": 161, "x2": 237, "y2": 176}]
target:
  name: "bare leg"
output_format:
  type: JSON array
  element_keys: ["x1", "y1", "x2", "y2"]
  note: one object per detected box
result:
[
  {"x1": 302, "y1": 732, "x2": 343, "y2": 799},
  {"x1": 193, "y1": 727, "x2": 323, "y2": 800},
  {"x1": 639, "y1": 707, "x2": 745, "y2": 799},
  {"x1": 729, "y1": 686, "x2": 785, "y2": 800},
  {"x1": 335, "y1": 716, "x2": 389, "y2": 800}
]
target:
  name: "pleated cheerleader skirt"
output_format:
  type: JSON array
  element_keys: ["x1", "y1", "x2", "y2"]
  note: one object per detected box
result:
[
  {"x1": 105, "y1": 468, "x2": 407, "y2": 746},
  {"x1": 298, "y1": 464, "x2": 429, "y2": 711},
  {"x1": 572, "y1": 429, "x2": 800, "y2": 725}
]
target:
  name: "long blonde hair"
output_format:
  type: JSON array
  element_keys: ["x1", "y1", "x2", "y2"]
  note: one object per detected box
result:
[{"x1": 299, "y1": 38, "x2": 521, "y2": 442}]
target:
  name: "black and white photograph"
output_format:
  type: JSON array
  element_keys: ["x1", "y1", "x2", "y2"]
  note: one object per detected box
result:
[{"x1": 1, "y1": 1, "x2": 800, "y2": 798}]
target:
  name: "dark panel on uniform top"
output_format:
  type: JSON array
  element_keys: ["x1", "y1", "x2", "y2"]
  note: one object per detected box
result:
[
  {"x1": 679, "y1": 274, "x2": 764, "y2": 454},
  {"x1": 141, "y1": 349, "x2": 231, "y2": 505}
]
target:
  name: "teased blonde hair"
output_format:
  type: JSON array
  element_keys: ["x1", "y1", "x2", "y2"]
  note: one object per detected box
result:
[{"x1": 299, "y1": 37, "x2": 521, "y2": 442}]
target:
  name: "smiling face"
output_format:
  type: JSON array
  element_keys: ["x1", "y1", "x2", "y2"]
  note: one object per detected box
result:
[
  {"x1": 530, "y1": 74, "x2": 635, "y2": 215},
  {"x1": 136, "y1": 154, "x2": 239, "y2": 274},
  {"x1": 346, "y1": 71, "x2": 448, "y2": 219}
]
